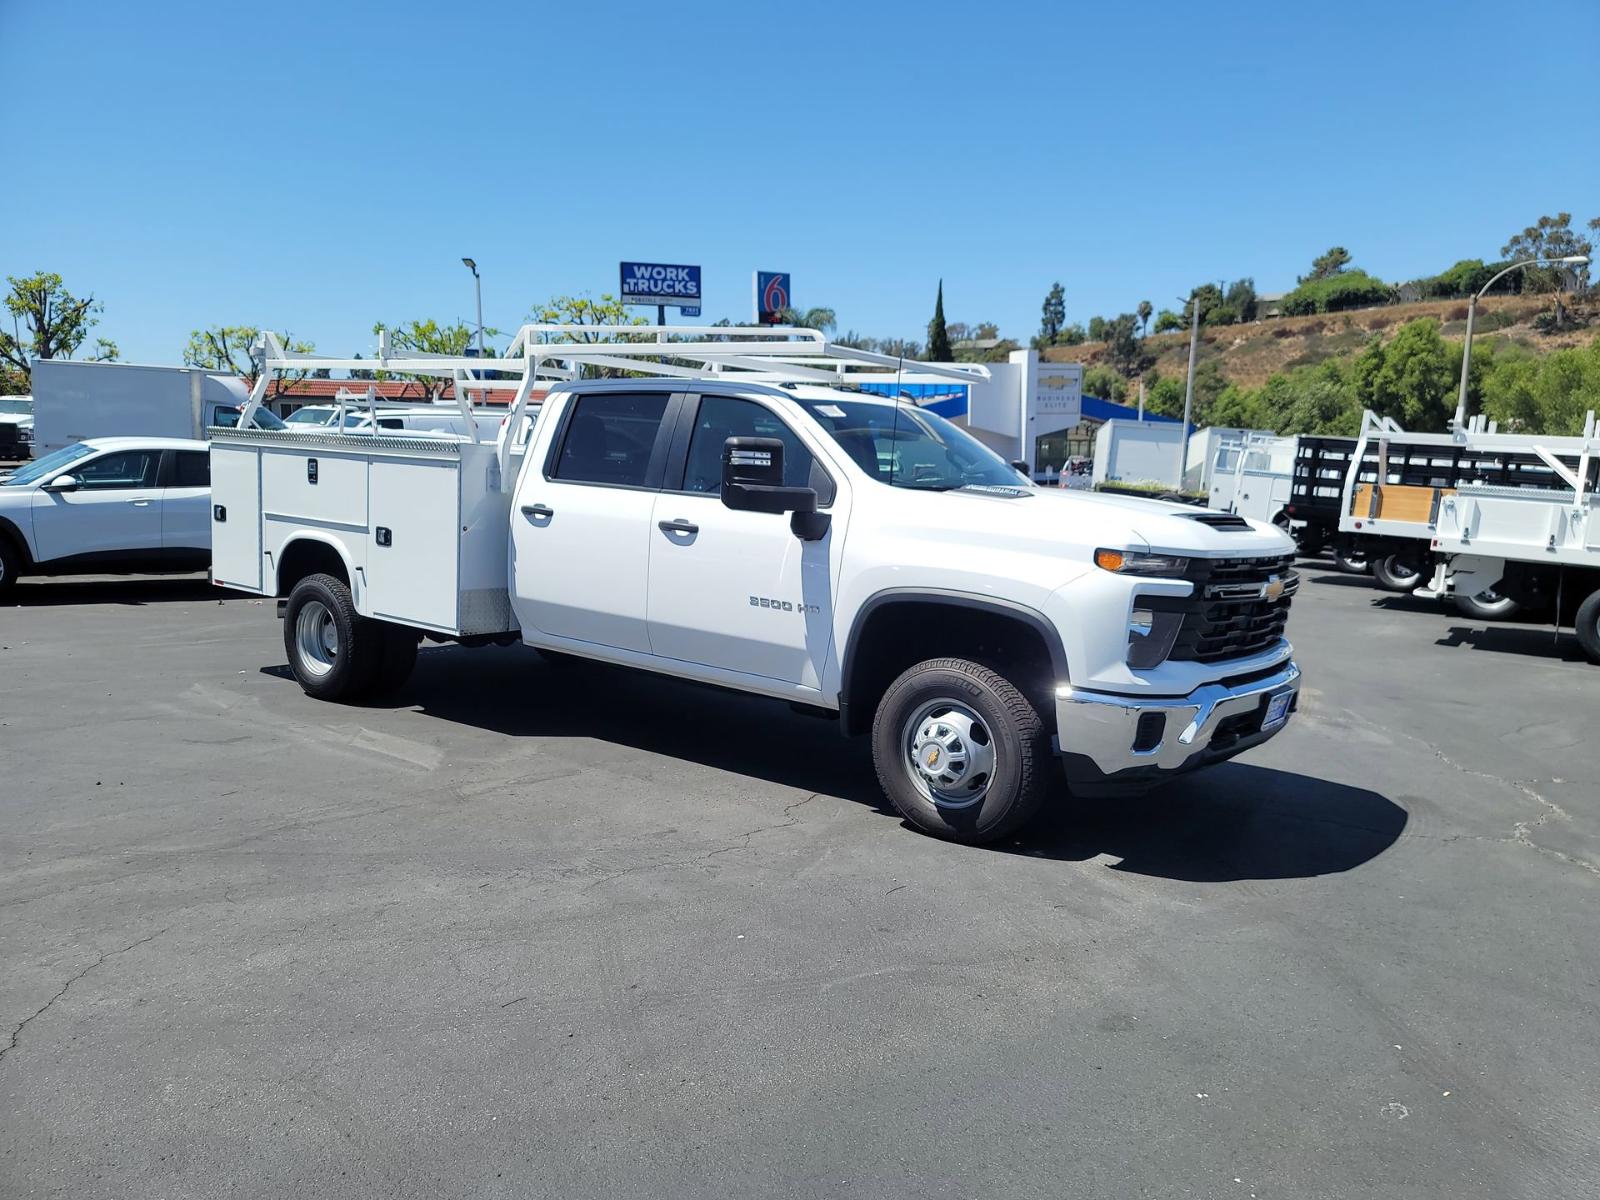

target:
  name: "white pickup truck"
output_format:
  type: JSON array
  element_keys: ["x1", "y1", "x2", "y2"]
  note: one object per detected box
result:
[{"x1": 211, "y1": 328, "x2": 1301, "y2": 843}]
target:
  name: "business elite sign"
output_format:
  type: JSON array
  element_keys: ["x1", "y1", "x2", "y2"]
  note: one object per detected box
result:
[
  {"x1": 754, "y1": 271, "x2": 790, "y2": 325},
  {"x1": 620, "y1": 262, "x2": 702, "y2": 313}
]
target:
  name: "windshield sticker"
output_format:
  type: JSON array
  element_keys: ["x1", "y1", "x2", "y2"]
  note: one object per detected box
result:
[{"x1": 816, "y1": 404, "x2": 847, "y2": 418}]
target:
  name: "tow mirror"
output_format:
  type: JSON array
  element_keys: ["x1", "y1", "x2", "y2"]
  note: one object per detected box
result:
[
  {"x1": 43, "y1": 474, "x2": 81, "y2": 493},
  {"x1": 721, "y1": 436, "x2": 830, "y2": 541}
]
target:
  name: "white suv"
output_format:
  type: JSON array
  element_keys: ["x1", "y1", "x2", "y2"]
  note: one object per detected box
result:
[{"x1": 0, "y1": 437, "x2": 211, "y2": 595}]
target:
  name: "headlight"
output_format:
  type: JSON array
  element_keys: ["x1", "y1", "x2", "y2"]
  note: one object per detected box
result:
[{"x1": 1095, "y1": 548, "x2": 1190, "y2": 577}]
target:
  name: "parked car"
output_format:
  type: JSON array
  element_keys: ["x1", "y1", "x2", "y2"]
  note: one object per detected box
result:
[
  {"x1": 0, "y1": 395, "x2": 33, "y2": 459},
  {"x1": 284, "y1": 403, "x2": 482, "y2": 438},
  {"x1": 0, "y1": 437, "x2": 211, "y2": 595}
]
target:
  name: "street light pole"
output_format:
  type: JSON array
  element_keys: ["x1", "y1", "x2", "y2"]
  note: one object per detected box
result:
[
  {"x1": 1453, "y1": 254, "x2": 1589, "y2": 430},
  {"x1": 1177, "y1": 294, "x2": 1201, "y2": 490},
  {"x1": 461, "y1": 257, "x2": 484, "y2": 357}
]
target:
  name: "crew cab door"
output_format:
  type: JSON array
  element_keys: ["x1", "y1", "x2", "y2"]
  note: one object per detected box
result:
[
  {"x1": 509, "y1": 390, "x2": 680, "y2": 654},
  {"x1": 160, "y1": 448, "x2": 212, "y2": 551},
  {"x1": 30, "y1": 447, "x2": 164, "y2": 563},
  {"x1": 646, "y1": 393, "x2": 845, "y2": 688}
]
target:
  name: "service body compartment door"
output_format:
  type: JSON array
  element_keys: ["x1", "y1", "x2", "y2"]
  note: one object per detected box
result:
[
  {"x1": 365, "y1": 456, "x2": 463, "y2": 632},
  {"x1": 210, "y1": 444, "x2": 262, "y2": 591}
]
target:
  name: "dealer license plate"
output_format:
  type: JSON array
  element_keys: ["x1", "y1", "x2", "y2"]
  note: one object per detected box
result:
[{"x1": 1262, "y1": 690, "x2": 1294, "y2": 731}]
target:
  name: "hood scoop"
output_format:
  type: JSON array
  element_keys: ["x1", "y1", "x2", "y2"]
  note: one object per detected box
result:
[{"x1": 1188, "y1": 513, "x2": 1252, "y2": 530}]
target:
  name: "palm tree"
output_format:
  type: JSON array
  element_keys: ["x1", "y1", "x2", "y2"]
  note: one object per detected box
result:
[
  {"x1": 775, "y1": 306, "x2": 837, "y2": 335},
  {"x1": 1137, "y1": 299, "x2": 1153, "y2": 337}
]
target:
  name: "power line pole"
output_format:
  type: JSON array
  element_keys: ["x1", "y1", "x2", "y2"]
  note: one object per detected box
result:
[{"x1": 1178, "y1": 296, "x2": 1200, "y2": 489}]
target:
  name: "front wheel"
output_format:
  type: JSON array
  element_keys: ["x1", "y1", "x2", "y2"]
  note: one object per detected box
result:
[
  {"x1": 1373, "y1": 553, "x2": 1425, "y2": 592},
  {"x1": 871, "y1": 658, "x2": 1051, "y2": 844},
  {"x1": 283, "y1": 573, "x2": 381, "y2": 701}
]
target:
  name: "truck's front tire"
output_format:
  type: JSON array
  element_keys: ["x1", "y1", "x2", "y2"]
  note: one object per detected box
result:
[
  {"x1": 283, "y1": 573, "x2": 381, "y2": 702},
  {"x1": 872, "y1": 658, "x2": 1050, "y2": 844}
]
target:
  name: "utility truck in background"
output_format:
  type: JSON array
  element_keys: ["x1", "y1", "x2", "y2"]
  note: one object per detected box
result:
[
  {"x1": 211, "y1": 327, "x2": 1303, "y2": 844},
  {"x1": 1425, "y1": 412, "x2": 1600, "y2": 661},
  {"x1": 30, "y1": 359, "x2": 286, "y2": 457}
]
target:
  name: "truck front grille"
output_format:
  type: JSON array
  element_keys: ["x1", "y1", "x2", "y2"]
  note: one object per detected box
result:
[{"x1": 1169, "y1": 555, "x2": 1297, "y2": 663}]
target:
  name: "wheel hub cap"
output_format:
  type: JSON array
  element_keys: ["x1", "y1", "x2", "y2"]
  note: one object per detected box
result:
[
  {"x1": 904, "y1": 701, "x2": 997, "y2": 809},
  {"x1": 294, "y1": 600, "x2": 339, "y2": 677}
]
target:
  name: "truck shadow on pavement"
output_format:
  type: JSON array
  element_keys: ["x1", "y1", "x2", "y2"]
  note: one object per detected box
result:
[
  {"x1": 1434, "y1": 624, "x2": 1587, "y2": 663},
  {"x1": 326, "y1": 644, "x2": 1407, "y2": 884}
]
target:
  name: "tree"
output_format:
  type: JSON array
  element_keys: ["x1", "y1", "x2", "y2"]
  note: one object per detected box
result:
[
  {"x1": 1102, "y1": 313, "x2": 1143, "y2": 375},
  {"x1": 0, "y1": 272, "x2": 109, "y2": 386},
  {"x1": 1302, "y1": 246, "x2": 1352, "y2": 284},
  {"x1": 183, "y1": 326, "x2": 315, "y2": 390},
  {"x1": 1223, "y1": 278, "x2": 1258, "y2": 322},
  {"x1": 371, "y1": 318, "x2": 502, "y2": 399},
  {"x1": 1351, "y1": 318, "x2": 1455, "y2": 430},
  {"x1": 926, "y1": 281, "x2": 952, "y2": 362},
  {"x1": 528, "y1": 292, "x2": 647, "y2": 343},
  {"x1": 773, "y1": 306, "x2": 837, "y2": 334},
  {"x1": 1087, "y1": 315, "x2": 1107, "y2": 341},
  {"x1": 1082, "y1": 364, "x2": 1127, "y2": 403},
  {"x1": 1040, "y1": 282, "x2": 1065, "y2": 343},
  {"x1": 1181, "y1": 283, "x2": 1224, "y2": 326},
  {"x1": 1136, "y1": 300, "x2": 1153, "y2": 337},
  {"x1": 1501, "y1": 213, "x2": 1593, "y2": 293},
  {"x1": 1152, "y1": 309, "x2": 1185, "y2": 334}
]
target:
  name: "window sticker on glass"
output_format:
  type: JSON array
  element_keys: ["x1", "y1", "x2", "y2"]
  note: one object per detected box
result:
[{"x1": 816, "y1": 404, "x2": 847, "y2": 418}]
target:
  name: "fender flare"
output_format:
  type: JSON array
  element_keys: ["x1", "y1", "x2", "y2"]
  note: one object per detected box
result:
[
  {"x1": 273, "y1": 532, "x2": 357, "y2": 596},
  {"x1": 837, "y1": 587, "x2": 1070, "y2": 734}
]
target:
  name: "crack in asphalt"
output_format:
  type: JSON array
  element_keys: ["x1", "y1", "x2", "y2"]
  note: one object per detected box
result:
[
  {"x1": 1333, "y1": 707, "x2": 1599, "y2": 880},
  {"x1": 0, "y1": 929, "x2": 169, "y2": 1065},
  {"x1": 580, "y1": 792, "x2": 825, "y2": 891}
]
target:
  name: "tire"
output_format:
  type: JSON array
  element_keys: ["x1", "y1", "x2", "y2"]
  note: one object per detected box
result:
[
  {"x1": 369, "y1": 623, "x2": 420, "y2": 696},
  {"x1": 1575, "y1": 590, "x2": 1600, "y2": 666},
  {"x1": 1450, "y1": 588, "x2": 1519, "y2": 621},
  {"x1": 0, "y1": 536, "x2": 20, "y2": 598},
  {"x1": 1333, "y1": 548, "x2": 1369, "y2": 574},
  {"x1": 871, "y1": 657, "x2": 1051, "y2": 844},
  {"x1": 282, "y1": 573, "x2": 382, "y2": 701},
  {"x1": 1373, "y1": 553, "x2": 1425, "y2": 593}
]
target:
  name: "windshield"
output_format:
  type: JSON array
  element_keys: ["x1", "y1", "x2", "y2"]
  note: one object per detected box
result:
[
  {"x1": 213, "y1": 406, "x2": 287, "y2": 430},
  {"x1": 0, "y1": 398, "x2": 30, "y2": 414},
  {"x1": 286, "y1": 408, "x2": 332, "y2": 424},
  {"x1": 795, "y1": 396, "x2": 1030, "y2": 492},
  {"x1": 3, "y1": 442, "x2": 94, "y2": 487}
]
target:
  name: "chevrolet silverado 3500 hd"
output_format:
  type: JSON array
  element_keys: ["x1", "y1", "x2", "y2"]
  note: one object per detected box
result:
[{"x1": 210, "y1": 328, "x2": 1301, "y2": 843}]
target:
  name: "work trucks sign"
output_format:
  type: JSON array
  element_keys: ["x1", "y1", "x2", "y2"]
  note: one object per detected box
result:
[{"x1": 619, "y1": 262, "x2": 702, "y2": 309}]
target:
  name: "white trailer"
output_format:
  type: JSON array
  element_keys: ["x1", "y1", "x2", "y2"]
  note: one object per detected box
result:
[
  {"x1": 1090, "y1": 419, "x2": 1184, "y2": 490},
  {"x1": 31, "y1": 359, "x2": 282, "y2": 456}
]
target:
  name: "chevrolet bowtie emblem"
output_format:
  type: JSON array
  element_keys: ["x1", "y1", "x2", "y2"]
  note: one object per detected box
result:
[{"x1": 1264, "y1": 576, "x2": 1285, "y2": 601}]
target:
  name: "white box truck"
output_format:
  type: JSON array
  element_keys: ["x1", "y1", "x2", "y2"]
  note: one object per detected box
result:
[
  {"x1": 210, "y1": 327, "x2": 1302, "y2": 845},
  {"x1": 31, "y1": 359, "x2": 284, "y2": 456}
]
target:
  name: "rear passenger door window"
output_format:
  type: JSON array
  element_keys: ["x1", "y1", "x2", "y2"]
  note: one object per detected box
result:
[{"x1": 549, "y1": 392, "x2": 674, "y2": 488}]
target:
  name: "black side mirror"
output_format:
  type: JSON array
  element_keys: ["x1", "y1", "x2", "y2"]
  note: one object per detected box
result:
[
  {"x1": 721, "y1": 436, "x2": 829, "y2": 540},
  {"x1": 1010, "y1": 459, "x2": 1031, "y2": 478},
  {"x1": 42, "y1": 474, "x2": 81, "y2": 493}
]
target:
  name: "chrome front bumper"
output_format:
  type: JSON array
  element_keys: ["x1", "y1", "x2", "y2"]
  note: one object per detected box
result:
[{"x1": 1053, "y1": 658, "x2": 1300, "y2": 795}]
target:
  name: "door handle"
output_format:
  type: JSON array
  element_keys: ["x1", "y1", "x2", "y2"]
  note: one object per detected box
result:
[
  {"x1": 129, "y1": 498, "x2": 153, "y2": 506},
  {"x1": 521, "y1": 503, "x2": 554, "y2": 520},
  {"x1": 658, "y1": 519, "x2": 699, "y2": 536}
]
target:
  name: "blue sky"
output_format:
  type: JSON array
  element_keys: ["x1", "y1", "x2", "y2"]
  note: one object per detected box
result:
[{"x1": 3, "y1": 0, "x2": 1596, "y2": 364}]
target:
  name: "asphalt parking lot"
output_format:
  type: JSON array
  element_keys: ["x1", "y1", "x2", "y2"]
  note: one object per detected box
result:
[{"x1": 2, "y1": 567, "x2": 1596, "y2": 1199}]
